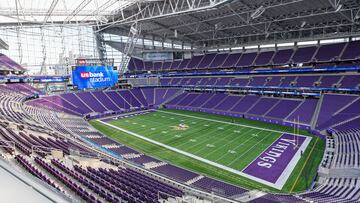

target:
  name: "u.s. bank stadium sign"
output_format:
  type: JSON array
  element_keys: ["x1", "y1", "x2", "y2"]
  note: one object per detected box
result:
[{"x1": 72, "y1": 66, "x2": 118, "y2": 89}]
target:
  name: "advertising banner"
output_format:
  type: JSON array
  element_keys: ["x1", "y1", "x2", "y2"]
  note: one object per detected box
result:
[{"x1": 72, "y1": 66, "x2": 118, "y2": 89}]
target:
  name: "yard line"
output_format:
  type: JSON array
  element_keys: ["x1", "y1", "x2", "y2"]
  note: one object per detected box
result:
[
  {"x1": 227, "y1": 131, "x2": 273, "y2": 166},
  {"x1": 176, "y1": 123, "x2": 226, "y2": 149},
  {"x1": 177, "y1": 122, "x2": 234, "y2": 150},
  {"x1": 114, "y1": 114, "x2": 176, "y2": 135},
  {"x1": 202, "y1": 127, "x2": 257, "y2": 158},
  {"x1": 158, "y1": 110, "x2": 307, "y2": 136},
  {"x1": 190, "y1": 125, "x2": 241, "y2": 154},
  {"x1": 125, "y1": 112, "x2": 248, "y2": 153},
  {"x1": 214, "y1": 129, "x2": 264, "y2": 162},
  {"x1": 142, "y1": 112, "x2": 210, "y2": 140},
  {"x1": 115, "y1": 112, "x2": 212, "y2": 145}
]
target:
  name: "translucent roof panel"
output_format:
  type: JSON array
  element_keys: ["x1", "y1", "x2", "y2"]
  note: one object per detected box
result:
[{"x1": 0, "y1": 0, "x2": 131, "y2": 25}]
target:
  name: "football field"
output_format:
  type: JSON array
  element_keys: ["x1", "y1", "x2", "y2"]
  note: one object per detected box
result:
[
  {"x1": 108, "y1": 110, "x2": 283, "y2": 170},
  {"x1": 91, "y1": 109, "x2": 324, "y2": 192}
]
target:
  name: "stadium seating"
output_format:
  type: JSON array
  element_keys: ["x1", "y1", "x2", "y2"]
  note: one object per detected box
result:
[
  {"x1": 165, "y1": 92, "x2": 317, "y2": 127},
  {"x1": 0, "y1": 85, "x2": 190, "y2": 203},
  {"x1": 28, "y1": 88, "x2": 183, "y2": 117},
  {"x1": 15, "y1": 155, "x2": 62, "y2": 191},
  {"x1": 158, "y1": 74, "x2": 359, "y2": 90},
  {"x1": 0, "y1": 53, "x2": 25, "y2": 71},
  {"x1": 341, "y1": 40, "x2": 360, "y2": 60},
  {"x1": 23, "y1": 73, "x2": 359, "y2": 202},
  {"x1": 333, "y1": 130, "x2": 360, "y2": 168},
  {"x1": 126, "y1": 41, "x2": 360, "y2": 73},
  {"x1": 250, "y1": 194, "x2": 304, "y2": 203},
  {"x1": 25, "y1": 96, "x2": 253, "y2": 200},
  {"x1": 300, "y1": 177, "x2": 360, "y2": 202},
  {"x1": 1, "y1": 43, "x2": 359, "y2": 202},
  {"x1": 315, "y1": 94, "x2": 360, "y2": 130},
  {"x1": 0, "y1": 124, "x2": 94, "y2": 157}
]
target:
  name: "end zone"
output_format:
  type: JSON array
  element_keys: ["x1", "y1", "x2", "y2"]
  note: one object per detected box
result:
[{"x1": 242, "y1": 133, "x2": 312, "y2": 190}]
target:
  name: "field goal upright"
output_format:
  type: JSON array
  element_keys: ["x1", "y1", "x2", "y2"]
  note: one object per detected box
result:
[{"x1": 119, "y1": 22, "x2": 141, "y2": 76}]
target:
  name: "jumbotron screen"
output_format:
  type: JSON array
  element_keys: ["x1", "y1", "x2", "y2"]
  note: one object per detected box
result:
[{"x1": 72, "y1": 65, "x2": 118, "y2": 89}]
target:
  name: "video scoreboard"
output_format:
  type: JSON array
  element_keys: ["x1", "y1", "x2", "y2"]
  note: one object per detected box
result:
[{"x1": 71, "y1": 58, "x2": 117, "y2": 89}]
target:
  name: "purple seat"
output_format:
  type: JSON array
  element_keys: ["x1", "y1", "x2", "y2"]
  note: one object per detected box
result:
[
  {"x1": 144, "y1": 61, "x2": 153, "y2": 71},
  {"x1": 209, "y1": 53, "x2": 229, "y2": 69},
  {"x1": 162, "y1": 61, "x2": 172, "y2": 71},
  {"x1": 254, "y1": 51, "x2": 274, "y2": 66},
  {"x1": 152, "y1": 62, "x2": 163, "y2": 71},
  {"x1": 295, "y1": 76, "x2": 320, "y2": 87},
  {"x1": 186, "y1": 55, "x2": 204, "y2": 70},
  {"x1": 235, "y1": 52, "x2": 257, "y2": 67},
  {"x1": 222, "y1": 53, "x2": 242, "y2": 68},
  {"x1": 177, "y1": 59, "x2": 190, "y2": 70},
  {"x1": 132, "y1": 58, "x2": 145, "y2": 71},
  {"x1": 341, "y1": 41, "x2": 360, "y2": 60},
  {"x1": 318, "y1": 76, "x2": 341, "y2": 88},
  {"x1": 170, "y1": 60, "x2": 181, "y2": 70},
  {"x1": 315, "y1": 42, "x2": 346, "y2": 62},
  {"x1": 272, "y1": 49, "x2": 294, "y2": 65},
  {"x1": 292, "y1": 46, "x2": 317, "y2": 63},
  {"x1": 339, "y1": 75, "x2": 360, "y2": 89},
  {"x1": 197, "y1": 53, "x2": 217, "y2": 69},
  {"x1": 231, "y1": 95, "x2": 260, "y2": 113},
  {"x1": 247, "y1": 98, "x2": 279, "y2": 116}
]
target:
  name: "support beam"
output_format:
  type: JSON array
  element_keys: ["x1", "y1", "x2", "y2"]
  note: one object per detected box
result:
[
  {"x1": 0, "y1": 38, "x2": 9, "y2": 50},
  {"x1": 43, "y1": 0, "x2": 60, "y2": 24},
  {"x1": 63, "y1": 0, "x2": 93, "y2": 23},
  {"x1": 98, "y1": 0, "x2": 231, "y2": 32},
  {"x1": 181, "y1": 7, "x2": 358, "y2": 38},
  {"x1": 145, "y1": 0, "x2": 305, "y2": 34}
]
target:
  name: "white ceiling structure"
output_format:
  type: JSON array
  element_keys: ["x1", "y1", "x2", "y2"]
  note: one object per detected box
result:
[
  {"x1": 100, "y1": 0, "x2": 360, "y2": 50},
  {"x1": 0, "y1": 0, "x2": 359, "y2": 54},
  {"x1": 0, "y1": 0, "x2": 132, "y2": 26}
]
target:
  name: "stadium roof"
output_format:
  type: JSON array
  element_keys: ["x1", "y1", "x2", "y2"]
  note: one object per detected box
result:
[
  {"x1": 99, "y1": 0, "x2": 360, "y2": 50},
  {"x1": 0, "y1": 0, "x2": 359, "y2": 51},
  {"x1": 0, "y1": 0, "x2": 132, "y2": 26}
]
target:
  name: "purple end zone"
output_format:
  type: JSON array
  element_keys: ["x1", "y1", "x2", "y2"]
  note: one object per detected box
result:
[{"x1": 242, "y1": 133, "x2": 306, "y2": 184}]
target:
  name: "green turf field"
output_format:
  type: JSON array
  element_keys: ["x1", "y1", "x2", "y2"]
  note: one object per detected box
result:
[{"x1": 90, "y1": 109, "x2": 324, "y2": 193}]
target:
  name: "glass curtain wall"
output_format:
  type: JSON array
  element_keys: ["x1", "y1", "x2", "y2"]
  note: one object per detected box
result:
[{"x1": 0, "y1": 25, "x2": 98, "y2": 74}]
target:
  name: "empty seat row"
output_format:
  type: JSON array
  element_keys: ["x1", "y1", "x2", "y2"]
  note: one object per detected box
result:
[{"x1": 128, "y1": 41, "x2": 360, "y2": 72}]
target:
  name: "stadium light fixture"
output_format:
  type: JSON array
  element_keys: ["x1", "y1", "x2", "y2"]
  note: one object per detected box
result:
[
  {"x1": 335, "y1": 4, "x2": 343, "y2": 12},
  {"x1": 300, "y1": 21, "x2": 306, "y2": 28},
  {"x1": 355, "y1": 12, "x2": 360, "y2": 20},
  {"x1": 328, "y1": 0, "x2": 343, "y2": 12},
  {"x1": 130, "y1": 25, "x2": 138, "y2": 35},
  {"x1": 214, "y1": 22, "x2": 222, "y2": 30},
  {"x1": 251, "y1": 6, "x2": 266, "y2": 19}
]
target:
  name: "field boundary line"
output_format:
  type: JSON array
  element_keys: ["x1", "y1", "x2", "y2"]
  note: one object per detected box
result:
[
  {"x1": 290, "y1": 137, "x2": 318, "y2": 192},
  {"x1": 98, "y1": 119, "x2": 287, "y2": 190},
  {"x1": 158, "y1": 110, "x2": 308, "y2": 137}
]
